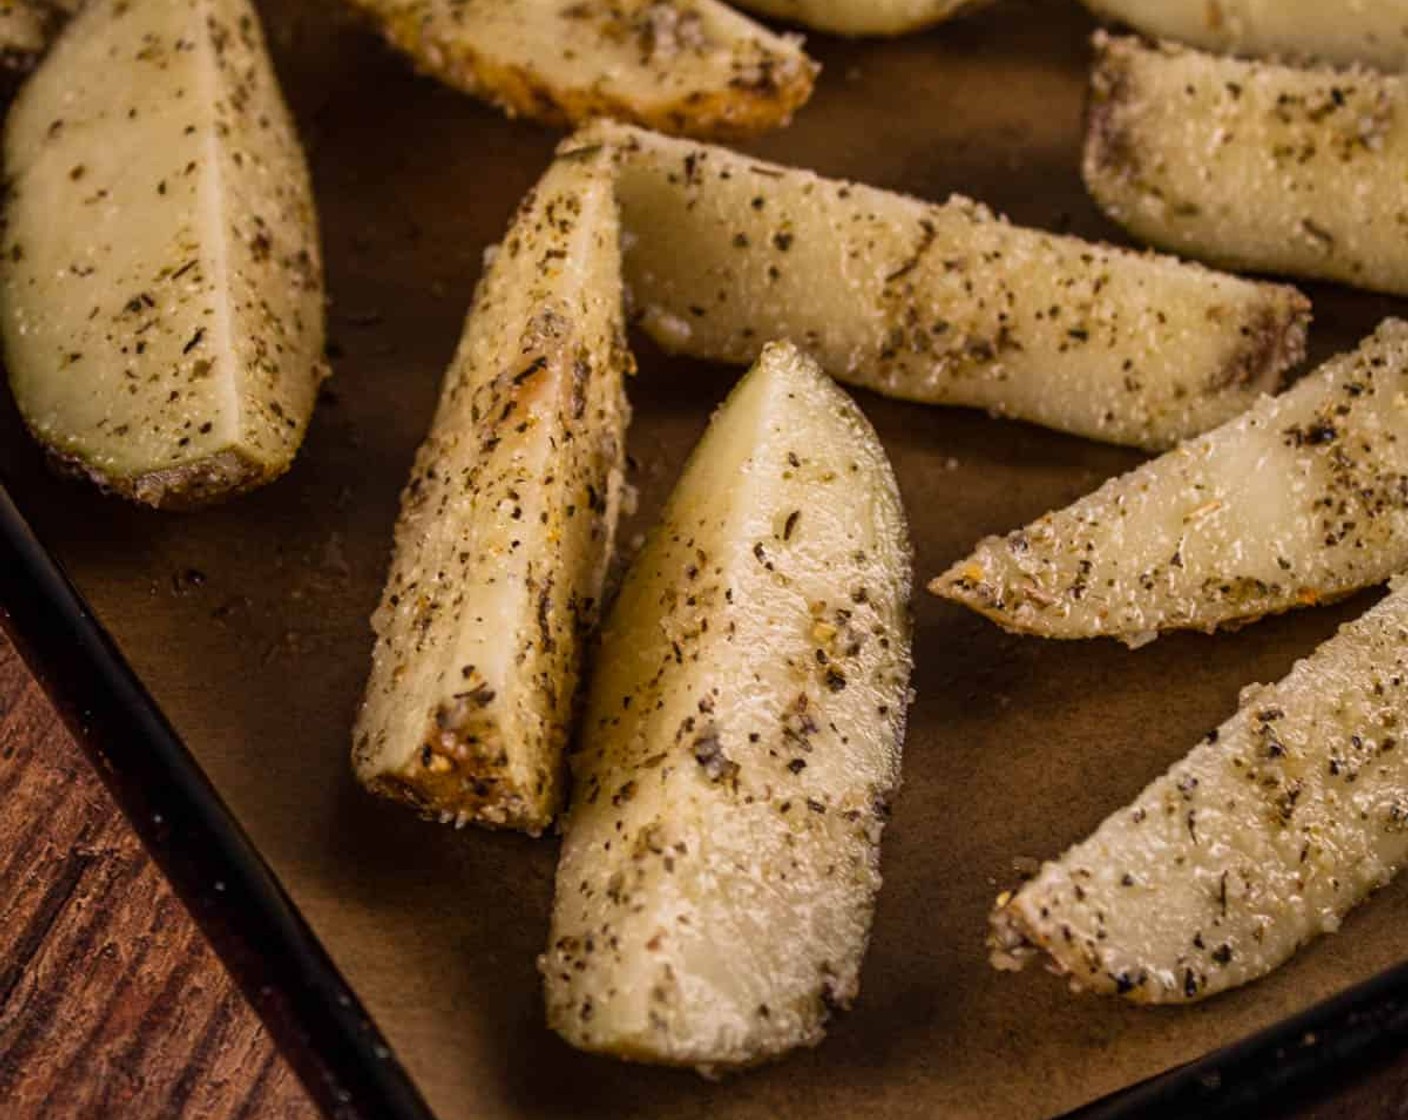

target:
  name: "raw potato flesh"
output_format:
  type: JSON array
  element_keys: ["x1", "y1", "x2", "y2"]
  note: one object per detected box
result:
[
  {"x1": 1086, "y1": 36, "x2": 1408, "y2": 297},
  {"x1": 990, "y1": 579, "x2": 1408, "y2": 1003},
  {"x1": 542, "y1": 342, "x2": 913, "y2": 1071},
  {"x1": 347, "y1": 0, "x2": 817, "y2": 139},
  {"x1": 1081, "y1": 0, "x2": 1408, "y2": 72},
  {"x1": 1, "y1": 0, "x2": 327, "y2": 508},
  {"x1": 732, "y1": 0, "x2": 991, "y2": 37},
  {"x1": 932, "y1": 321, "x2": 1408, "y2": 644},
  {"x1": 353, "y1": 145, "x2": 631, "y2": 836},
  {"x1": 590, "y1": 121, "x2": 1310, "y2": 451}
]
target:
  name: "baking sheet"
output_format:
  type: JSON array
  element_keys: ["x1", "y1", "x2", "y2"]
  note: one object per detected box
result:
[{"x1": 4, "y1": 2, "x2": 1407, "y2": 1117}]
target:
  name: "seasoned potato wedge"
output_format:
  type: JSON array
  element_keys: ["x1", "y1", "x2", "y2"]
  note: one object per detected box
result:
[
  {"x1": 732, "y1": 0, "x2": 991, "y2": 37},
  {"x1": 991, "y1": 579, "x2": 1408, "y2": 1003},
  {"x1": 589, "y1": 121, "x2": 1309, "y2": 450},
  {"x1": 542, "y1": 342, "x2": 912, "y2": 1071},
  {"x1": 932, "y1": 321, "x2": 1408, "y2": 645},
  {"x1": 347, "y1": 0, "x2": 817, "y2": 139},
  {"x1": 1086, "y1": 35, "x2": 1408, "y2": 297},
  {"x1": 1081, "y1": 0, "x2": 1408, "y2": 72},
  {"x1": 1, "y1": 0, "x2": 327, "y2": 508},
  {"x1": 353, "y1": 144, "x2": 631, "y2": 836}
]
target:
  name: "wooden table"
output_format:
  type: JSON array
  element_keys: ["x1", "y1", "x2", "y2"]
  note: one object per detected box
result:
[
  {"x1": 1, "y1": 629, "x2": 1405, "y2": 1120},
  {"x1": 0, "y1": 636, "x2": 315, "y2": 1119}
]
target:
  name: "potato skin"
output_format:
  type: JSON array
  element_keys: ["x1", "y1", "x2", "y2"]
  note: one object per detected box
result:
[
  {"x1": 1085, "y1": 34, "x2": 1408, "y2": 297},
  {"x1": 353, "y1": 144, "x2": 631, "y2": 835},
  {"x1": 1, "y1": 0, "x2": 327, "y2": 508},
  {"x1": 0, "y1": 1, "x2": 79, "y2": 72},
  {"x1": 588, "y1": 121, "x2": 1309, "y2": 450},
  {"x1": 348, "y1": 0, "x2": 817, "y2": 139},
  {"x1": 543, "y1": 343, "x2": 912, "y2": 1071},
  {"x1": 41, "y1": 445, "x2": 270, "y2": 512},
  {"x1": 731, "y1": 0, "x2": 991, "y2": 37},
  {"x1": 0, "y1": 1, "x2": 55, "y2": 72},
  {"x1": 1081, "y1": 0, "x2": 1408, "y2": 72}
]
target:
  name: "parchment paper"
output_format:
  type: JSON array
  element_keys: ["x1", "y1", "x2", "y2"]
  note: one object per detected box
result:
[{"x1": 4, "y1": 2, "x2": 1406, "y2": 1117}]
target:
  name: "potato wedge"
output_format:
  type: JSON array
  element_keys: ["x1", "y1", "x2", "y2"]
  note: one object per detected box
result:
[
  {"x1": 589, "y1": 121, "x2": 1309, "y2": 450},
  {"x1": 346, "y1": 0, "x2": 817, "y2": 139},
  {"x1": 1086, "y1": 35, "x2": 1408, "y2": 297},
  {"x1": 731, "y1": 0, "x2": 991, "y2": 37},
  {"x1": 353, "y1": 144, "x2": 631, "y2": 836},
  {"x1": 1081, "y1": 0, "x2": 1408, "y2": 72},
  {"x1": 542, "y1": 342, "x2": 912, "y2": 1071},
  {"x1": 1, "y1": 0, "x2": 326, "y2": 508},
  {"x1": 932, "y1": 321, "x2": 1408, "y2": 645},
  {"x1": 991, "y1": 579, "x2": 1408, "y2": 1003}
]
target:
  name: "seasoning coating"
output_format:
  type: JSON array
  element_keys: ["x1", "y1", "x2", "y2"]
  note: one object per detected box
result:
[
  {"x1": 933, "y1": 320, "x2": 1408, "y2": 644},
  {"x1": 347, "y1": 0, "x2": 817, "y2": 139},
  {"x1": 991, "y1": 579, "x2": 1408, "y2": 1003},
  {"x1": 1, "y1": 0, "x2": 327, "y2": 508},
  {"x1": 353, "y1": 143, "x2": 631, "y2": 835},
  {"x1": 588, "y1": 121, "x2": 1308, "y2": 451},
  {"x1": 1081, "y1": 0, "x2": 1408, "y2": 72},
  {"x1": 1086, "y1": 35, "x2": 1408, "y2": 297},
  {"x1": 542, "y1": 342, "x2": 913, "y2": 1071}
]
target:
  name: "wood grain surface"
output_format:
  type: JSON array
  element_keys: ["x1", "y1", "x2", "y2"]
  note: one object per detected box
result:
[
  {"x1": 0, "y1": 636, "x2": 316, "y2": 1120},
  {"x1": 3, "y1": 629, "x2": 1408, "y2": 1119}
]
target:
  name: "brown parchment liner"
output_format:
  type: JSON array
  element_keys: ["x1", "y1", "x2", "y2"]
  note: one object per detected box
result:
[{"x1": 3, "y1": 2, "x2": 1406, "y2": 1117}]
